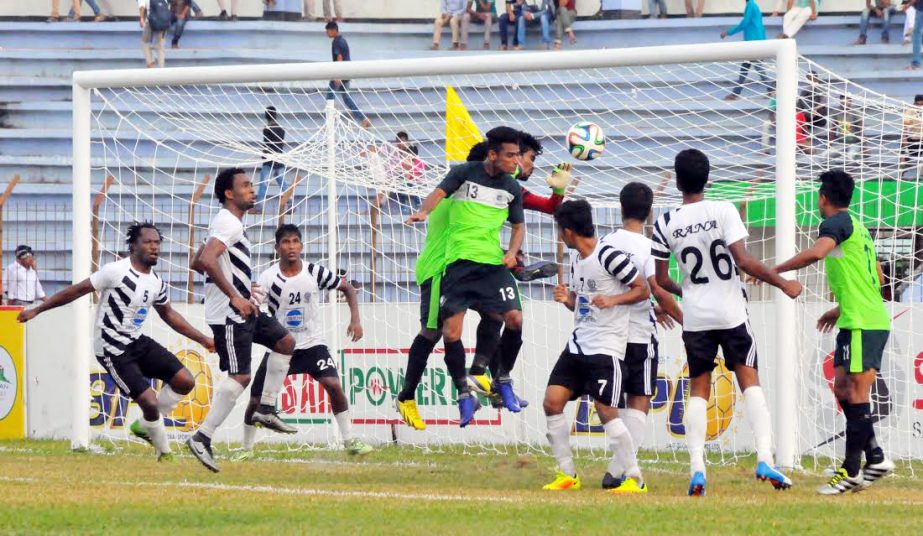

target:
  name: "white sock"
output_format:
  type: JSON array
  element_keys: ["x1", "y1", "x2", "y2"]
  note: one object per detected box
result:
[
  {"x1": 334, "y1": 410, "x2": 353, "y2": 442},
  {"x1": 621, "y1": 408, "x2": 648, "y2": 454},
  {"x1": 686, "y1": 396, "x2": 708, "y2": 477},
  {"x1": 140, "y1": 415, "x2": 171, "y2": 455},
  {"x1": 260, "y1": 352, "x2": 292, "y2": 406},
  {"x1": 605, "y1": 418, "x2": 642, "y2": 483},
  {"x1": 743, "y1": 386, "x2": 774, "y2": 466},
  {"x1": 157, "y1": 384, "x2": 185, "y2": 416},
  {"x1": 198, "y1": 379, "x2": 245, "y2": 439},
  {"x1": 242, "y1": 423, "x2": 257, "y2": 450},
  {"x1": 545, "y1": 413, "x2": 576, "y2": 476}
]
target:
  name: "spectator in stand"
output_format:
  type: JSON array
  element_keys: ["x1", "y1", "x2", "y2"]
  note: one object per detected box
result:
[
  {"x1": 904, "y1": 2, "x2": 916, "y2": 45},
  {"x1": 518, "y1": 0, "x2": 553, "y2": 50},
  {"x1": 722, "y1": 0, "x2": 770, "y2": 101},
  {"x1": 795, "y1": 99, "x2": 809, "y2": 152},
  {"x1": 554, "y1": 0, "x2": 578, "y2": 49},
  {"x1": 139, "y1": 0, "x2": 171, "y2": 68},
  {"x1": 779, "y1": 0, "x2": 819, "y2": 39},
  {"x1": 648, "y1": 0, "x2": 668, "y2": 19},
  {"x1": 48, "y1": 1, "x2": 79, "y2": 22},
  {"x1": 171, "y1": 0, "x2": 192, "y2": 49},
  {"x1": 66, "y1": 0, "x2": 109, "y2": 22},
  {"x1": 468, "y1": 1, "x2": 496, "y2": 50},
  {"x1": 761, "y1": 90, "x2": 776, "y2": 153},
  {"x1": 901, "y1": 94, "x2": 923, "y2": 164},
  {"x1": 685, "y1": 0, "x2": 705, "y2": 18},
  {"x1": 909, "y1": 1, "x2": 923, "y2": 69},
  {"x1": 326, "y1": 22, "x2": 371, "y2": 128},
  {"x1": 499, "y1": 0, "x2": 523, "y2": 50},
  {"x1": 432, "y1": 0, "x2": 471, "y2": 50},
  {"x1": 3, "y1": 246, "x2": 46, "y2": 307},
  {"x1": 800, "y1": 70, "x2": 829, "y2": 146},
  {"x1": 217, "y1": 0, "x2": 237, "y2": 20},
  {"x1": 856, "y1": 1, "x2": 898, "y2": 44},
  {"x1": 257, "y1": 106, "x2": 288, "y2": 205},
  {"x1": 305, "y1": 0, "x2": 342, "y2": 22}
]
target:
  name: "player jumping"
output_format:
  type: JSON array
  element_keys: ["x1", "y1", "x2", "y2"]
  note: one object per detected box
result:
[
  {"x1": 186, "y1": 167, "x2": 296, "y2": 472},
  {"x1": 651, "y1": 149, "x2": 801, "y2": 496},
  {"x1": 772, "y1": 170, "x2": 895, "y2": 494},
  {"x1": 235, "y1": 224, "x2": 372, "y2": 460},
  {"x1": 17, "y1": 222, "x2": 215, "y2": 461},
  {"x1": 544, "y1": 199, "x2": 650, "y2": 494}
]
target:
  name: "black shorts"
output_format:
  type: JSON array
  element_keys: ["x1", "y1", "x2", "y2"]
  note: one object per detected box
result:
[
  {"x1": 210, "y1": 312, "x2": 288, "y2": 376},
  {"x1": 682, "y1": 322, "x2": 757, "y2": 378},
  {"x1": 547, "y1": 349, "x2": 623, "y2": 406},
  {"x1": 250, "y1": 344, "x2": 339, "y2": 397},
  {"x1": 834, "y1": 329, "x2": 889, "y2": 373},
  {"x1": 623, "y1": 340, "x2": 659, "y2": 397},
  {"x1": 440, "y1": 260, "x2": 522, "y2": 318},
  {"x1": 96, "y1": 335, "x2": 184, "y2": 399},
  {"x1": 419, "y1": 277, "x2": 442, "y2": 330}
]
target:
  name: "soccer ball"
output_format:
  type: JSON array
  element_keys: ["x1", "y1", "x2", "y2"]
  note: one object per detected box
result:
[
  {"x1": 706, "y1": 358, "x2": 736, "y2": 441},
  {"x1": 566, "y1": 121, "x2": 605, "y2": 161}
]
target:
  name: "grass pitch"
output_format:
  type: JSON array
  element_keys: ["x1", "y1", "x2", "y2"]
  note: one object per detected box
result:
[{"x1": 0, "y1": 439, "x2": 920, "y2": 534}]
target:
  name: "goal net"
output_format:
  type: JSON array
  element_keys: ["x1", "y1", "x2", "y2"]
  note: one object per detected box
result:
[{"x1": 70, "y1": 41, "x2": 921, "y2": 472}]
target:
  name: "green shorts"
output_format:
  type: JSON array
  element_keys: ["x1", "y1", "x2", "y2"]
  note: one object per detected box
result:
[{"x1": 834, "y1": 329, "x2": 889, "y2": 373}]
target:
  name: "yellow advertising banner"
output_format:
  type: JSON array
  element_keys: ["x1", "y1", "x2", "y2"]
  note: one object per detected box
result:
[{"x1": 0, "y1": 307, "x2": 26, "y2": 439}]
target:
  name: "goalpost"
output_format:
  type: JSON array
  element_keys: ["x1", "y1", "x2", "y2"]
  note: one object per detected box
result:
[{"x1": 70, "y1": 39, "x2": 814, "y2": 468}]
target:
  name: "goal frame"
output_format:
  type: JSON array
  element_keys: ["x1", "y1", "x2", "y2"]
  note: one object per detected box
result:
[{"x1": 71, "y1": 39, "x2": 801, "y2": 467}]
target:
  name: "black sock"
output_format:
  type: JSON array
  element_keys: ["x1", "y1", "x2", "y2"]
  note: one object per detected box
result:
[
  {"x1": 497, "y1": 328, "x2": 523, "y2": 381},
  {"x1": 487, "y1": 348, "x2": 501, "y2": 380},
  {"x1": 397, "y1": 334, "x2": 438, "y2": 402},
  {"x1": 469, "y1": 317, "x2": 502, "y2": 375},
  {"x1": 864, "y1": 429, "x2": 884, "y2": 465},
  {"x1": 843, "y1": 402, "x2": 873, "y2": 477},
  {"x1": 443, "y1": 339, "x2": 469, "y2": 394}
]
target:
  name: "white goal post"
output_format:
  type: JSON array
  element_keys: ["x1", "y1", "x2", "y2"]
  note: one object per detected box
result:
[{"x1": 70, "y1": 40, "x2": 801, "y2": 466}]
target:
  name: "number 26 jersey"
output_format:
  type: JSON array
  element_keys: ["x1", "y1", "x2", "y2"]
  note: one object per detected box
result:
[{"x1": 651, "y1": 200, "x2": 749, "y2": 332}]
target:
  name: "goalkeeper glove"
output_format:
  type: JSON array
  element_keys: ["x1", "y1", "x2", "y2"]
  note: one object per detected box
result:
[{"x1": 546, "y1": 162, "x2": 572, "y2": 195}]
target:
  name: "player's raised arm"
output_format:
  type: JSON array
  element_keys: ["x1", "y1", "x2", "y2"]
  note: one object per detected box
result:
[
  {"x1": 193, "y1": 236, "x2": 254, "y2": 318},
  {"x1": 154, "y1": 300, "x2": 215, "y2": 352},
  {"x1": 16, "y1": 278, "x2": 95, "y2": 323},
  {"x1": 406, "y1": 187, "x2": 447, "y2": 223},
  {"x1": 774, "y1": 236, "x2": 837, "y2": 274},
  {"x1": 337, "y1": 278, "x2": 363, "y2": 342},
  {"x1": 727, "y1": 240, "x2": 802, "y2": 299}
]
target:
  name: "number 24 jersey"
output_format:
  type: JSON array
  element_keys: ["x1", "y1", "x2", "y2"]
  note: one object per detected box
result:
[
  {"x1": 651, "y1": 200, "x2": 749, "y2": 332},
  {"x1": 258, "y1": 262, "x2": 342, "y2": 350}
]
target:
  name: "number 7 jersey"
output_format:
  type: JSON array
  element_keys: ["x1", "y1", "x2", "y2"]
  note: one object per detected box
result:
[
  {"x1": 651, "y1": 200, "x2": 749, "y2": 332},
  {"x1": 257, "y1": 261, "x2": 342, "y2": 350}
]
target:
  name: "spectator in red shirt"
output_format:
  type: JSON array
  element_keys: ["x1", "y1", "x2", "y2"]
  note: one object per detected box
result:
[{"x1": 554, "y1": 0, "x2": 578, "y2": 49}]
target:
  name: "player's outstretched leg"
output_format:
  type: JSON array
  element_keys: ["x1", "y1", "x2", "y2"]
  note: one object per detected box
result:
[
  {"x1": 187, "y1": 375, "x2": 249, "y2": 473},
  {"x1": 486, "y1": 345, "x2": 529, "y2": 410},
  {"x1": 466, "y1": 314, "x2": 502, "y2": 397},
  {"x1": 443, "y1": 313, "x2": 480, "y2": 427},
  {"x1": 320, "y1": 376, "x2": 373, "y2": 456},
  {"x1": 395, "y1": 328, "x2": 440, "y2": 430},
  {"x1": 542, "y1": 385, "x2": 580, "y2": 490},
  {"x1": 492, "y1": 310, "x2": 524, "y2": 413},
  {"x1": 231, "y1": 397, "x2": 260, "y2": 462},
  {"x1": 131, "y1": 365, "x2": 196, "y2": 462},
  {"x1": 251, "y1": 334, "x2": 298, "y2": 434}
]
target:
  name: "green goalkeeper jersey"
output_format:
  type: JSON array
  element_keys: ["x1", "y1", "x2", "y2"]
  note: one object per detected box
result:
[
  {"x1": 415, "y1": 199, "x2": 452, "y2": 285},
  {"x1": 818, "y1": 211, "x2": 890, "y2": 330}
]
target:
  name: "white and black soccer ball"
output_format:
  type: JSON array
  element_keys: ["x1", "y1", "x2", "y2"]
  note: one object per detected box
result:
[{"x1": 566, "y1": 121, "x2": 605, "y2": 161}]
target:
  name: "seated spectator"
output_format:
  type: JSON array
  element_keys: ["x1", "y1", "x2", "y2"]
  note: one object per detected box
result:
[
  {"x1": 685, "y1": 0, "x2": 705, "y2": 18},
  {"x1": 304, "y1": 0, "x2": 342, "y2": 22},
  {"x1": 68, "y1": 0, "x2": 109, "y2": 22},
  {"x1": 554, "y1": 0, "x2": 578, "y2": 48},
  {"x1": 780, "y1": 0, "x2": 819, "y2": 39},
  {"x1": 499, "y1": 0, "x2": 523, "y2": 50},
  {"x1": 901, "y1": 94, "x2": 923, "y2": 163},
  {"x1": 171, "y1": 0, "x2": 192, "y2": 49},
  {"x1": 856, "y1": 1, "x2": 898, "y2": 44},
  {"x1": 48, "y1": 0, "x2": 79, "y2": 22},
  {"x1": 648, "y1": 0, "x2": 668, "y2": 19},
  {"x1": 468, "y1": 0, "x2": 497, "y2": 50},
  {"x1": 433, "y1": 0, "x2": 471, "y2": 50},
  {"x1": 518, "y1": 0, "x2": 553, "y2": 50},
  {"x1": 217, "y1": 0, "x2": 238, "y2": 20}
]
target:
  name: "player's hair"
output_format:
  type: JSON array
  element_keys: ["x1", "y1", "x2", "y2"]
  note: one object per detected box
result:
[
  {"x1": 214, "y1": 167, "x2": 247, "y2": 204},
  {"x1": 554, "y1": 199, "x2": 595, "y2": 238},
  {"x1": 518, "y1": 130, "x2": 543, "y2": 156},
  {"x1": 265, "y1": 105, "x2": 277, "y2": 122},
  {"x1": 818, "y1": 169, "x2": 854, "y2": 208},
  {"x1": 396, "y1": 131, "x2": 409, "y2": 141},
  {"x1": 125, "y1": 221, "x2": 162, "y2": 250},
  {"x1": 275, "y1": 223, "x2": 302, "y2": 244},
  {"x1": 467, "y1": 141, "x2": 488, "y2": 162},
  {"x1": 485, "y1": 126, "x2": 521, "y2": 154},
  {"x1": 620, "y1": 182, "x2": 653, "y2": 221},
  {"x1": 325, "y1": 21, "x2": 338, "y2": 31},
  {"x1": 674, "y1": 148, "x2": 710, "y2": 194}
]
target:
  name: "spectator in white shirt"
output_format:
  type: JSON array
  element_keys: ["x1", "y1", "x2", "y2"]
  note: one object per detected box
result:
[
  {"x1": 433, "y1": 0, "x2": 471, "y2": 50},
  {"x1": 3, "y1": 245, "x2": 46, "y2": 306}
]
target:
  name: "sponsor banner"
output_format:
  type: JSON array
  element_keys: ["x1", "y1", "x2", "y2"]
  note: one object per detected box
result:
[{"x1": 0, "y1": 307, "x2": 26, "y2": 439}]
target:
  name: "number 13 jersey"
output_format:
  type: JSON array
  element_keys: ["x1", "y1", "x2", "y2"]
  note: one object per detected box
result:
[
  {"x1": 257, "y1": 262, "x2": 342, "y2": 350},
  {"x1": 651, "y1": 200, "x2": 749, "y2": 332}
]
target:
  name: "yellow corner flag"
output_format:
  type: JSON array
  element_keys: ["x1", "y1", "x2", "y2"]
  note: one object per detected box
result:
[{"x1": 445, "y1": 85, "x2": 482, "y2": 162}]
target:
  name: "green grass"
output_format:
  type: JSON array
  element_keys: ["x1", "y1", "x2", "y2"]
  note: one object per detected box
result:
[{"x1": 0, "y1": 439, "x2": 921, "y2": 534}]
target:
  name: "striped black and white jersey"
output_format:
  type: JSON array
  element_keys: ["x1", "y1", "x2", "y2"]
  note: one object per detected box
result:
[
  {"x1": 204, "y1": 208, "x2": 252, "y2": 325},
  {"x1": 89, "y1": 257, "x2": 169, "y2": 358},
  {"x1": 650, "y1": 200, "x2": 748, "y2": 332},
  {"x1": 601, "y1": 229, "x2": 658, "y2": 345},
  {"x1": 257, "y1": 261, "x2": 341, "y2": 350},
  {"x1": 567, "y1": 241, "x2": 640, "y2": 359}
]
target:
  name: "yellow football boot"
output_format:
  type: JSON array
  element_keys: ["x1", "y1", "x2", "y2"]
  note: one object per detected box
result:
[
  {"x1": 542, "y1": 471, "x2": 581, "y2": 491},
  {"x1": 395, "y1": 398, "x2": 426, "y2": 430}
]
